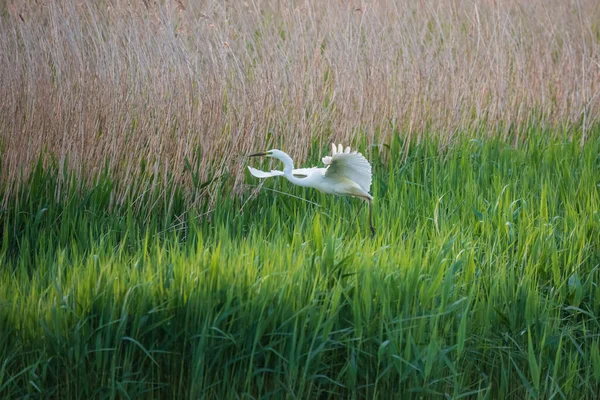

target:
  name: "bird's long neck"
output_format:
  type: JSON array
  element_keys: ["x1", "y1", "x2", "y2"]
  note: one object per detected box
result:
[{"x1": 275, "y1": 152, "x2": 309, "y2": 187}]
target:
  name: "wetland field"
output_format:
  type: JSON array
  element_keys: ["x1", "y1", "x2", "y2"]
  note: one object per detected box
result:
[{"x1": 1, "y1": 1, "x2": 600, "y2": 398}]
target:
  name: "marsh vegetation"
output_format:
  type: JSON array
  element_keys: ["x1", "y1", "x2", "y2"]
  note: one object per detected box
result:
[{"x1": 1, "y1": 0, "x2": 599, "y2": 398}]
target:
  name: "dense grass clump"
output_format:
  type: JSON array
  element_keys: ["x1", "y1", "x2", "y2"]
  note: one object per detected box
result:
[{"x1": 1, "y1": 133, "x2": 599, "y2": 398}]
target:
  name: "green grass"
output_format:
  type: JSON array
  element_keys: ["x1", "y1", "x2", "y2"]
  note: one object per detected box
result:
[{"x1": 1, "y1": 131, "x2": 600, "y2": 398}]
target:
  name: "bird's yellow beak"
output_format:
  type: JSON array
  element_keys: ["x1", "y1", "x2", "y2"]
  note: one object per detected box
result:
[{"x1": 248, "y1": 152, "x2": 268, "y2": 157}]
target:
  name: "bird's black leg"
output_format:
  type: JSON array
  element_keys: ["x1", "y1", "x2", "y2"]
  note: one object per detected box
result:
[
  {"x1": 353, "y1": 200, "x2": 365, "y2": 226},
  {"x1": 368, "y1": 199, "x2": 375, "y2": 236}
]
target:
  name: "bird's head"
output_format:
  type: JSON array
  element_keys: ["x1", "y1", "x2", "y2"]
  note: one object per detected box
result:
[
  {"x1": 248, "y1": 149, "x2": 284, "y2": 159},
  {"x1": 248, "y1": 149, "x2": 294, "y2": 169}
]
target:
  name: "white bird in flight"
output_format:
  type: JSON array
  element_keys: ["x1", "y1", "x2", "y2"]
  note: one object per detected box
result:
[{"x1": 248, "y1": 143, "x2": 375, "y2": 235}]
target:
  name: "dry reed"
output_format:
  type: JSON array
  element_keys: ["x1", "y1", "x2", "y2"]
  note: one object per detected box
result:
[{"x1": 1, "y1": 0, "x2": 599, "y2": 207}]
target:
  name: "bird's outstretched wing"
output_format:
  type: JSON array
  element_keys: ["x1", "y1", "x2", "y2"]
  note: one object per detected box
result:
[
  {"x1": 248, "y1": 166, "x2": 284, "y2": 178},
  {"x1": 323, "y1": 143, "x2": 372, "y2": 192}
]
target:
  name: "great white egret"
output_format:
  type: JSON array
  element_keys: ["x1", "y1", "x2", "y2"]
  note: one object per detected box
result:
[{"x1": 248, "y1": 143, "x2": 375, "y2": 235}]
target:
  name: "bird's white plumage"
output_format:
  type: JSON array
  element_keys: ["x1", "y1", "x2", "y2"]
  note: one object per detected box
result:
[
  {"x1": 247, "y1": 144, "x2": 375, "y2": 234},
  {"x1": 289, "y1": 168, "x2": 316, "y2": 178},
  {"x1": 247, "y1": 167, "x2": 284, "y2": 178},
  {"x1": 248, "y1": 143, "x2": 372, "y2": 195},
  {"x1": 248, "y1": 166, "x2": 317, "y2": 179},
  {"x1": 322, "y1": 143, "x2": 354, "y2": 165},
  {"x1": 323, "y1": 144, "x2": 372, "y2": 193}
]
